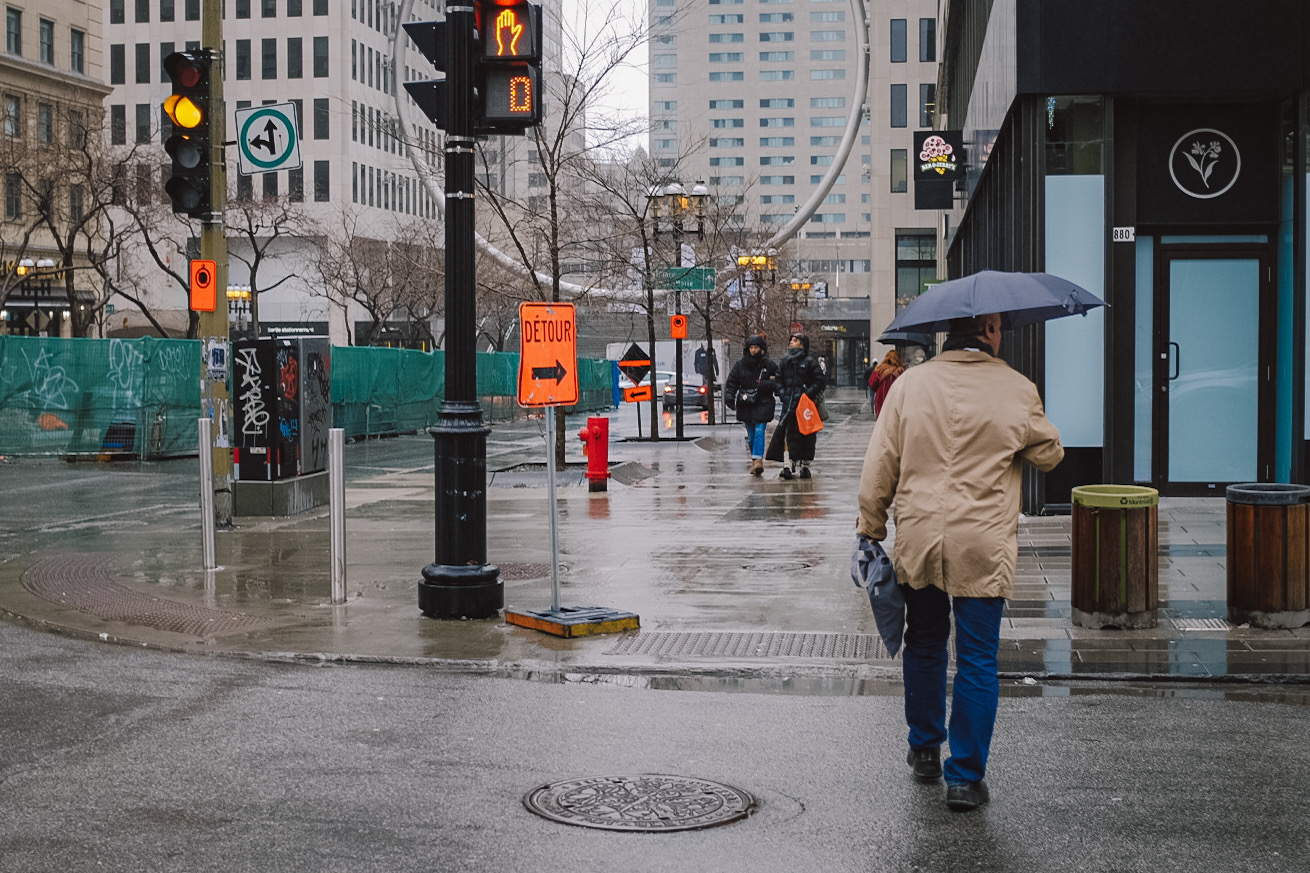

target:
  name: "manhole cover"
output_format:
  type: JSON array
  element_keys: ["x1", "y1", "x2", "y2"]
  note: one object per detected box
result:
[{"x1": 523, "y1": 774, "x2": 756, "y2": 832}]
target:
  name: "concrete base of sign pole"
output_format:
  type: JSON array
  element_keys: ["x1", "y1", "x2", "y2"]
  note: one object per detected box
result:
[{"x1": 505, "y1": 605, "x2": 639, "y2": 638}]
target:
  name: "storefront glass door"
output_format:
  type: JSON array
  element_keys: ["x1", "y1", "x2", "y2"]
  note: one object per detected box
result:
[{"x1": 1157, "y1": 252, "x2": 1269, "y2": 489}]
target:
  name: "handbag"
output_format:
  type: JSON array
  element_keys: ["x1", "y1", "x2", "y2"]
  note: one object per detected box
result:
[
  {"x1": 736, "y1": 388, "x2": 757, "y2": 406},
  {"x1": 796, "y1": 393, "x2": 823, "y2": 435},
  {"x1": 815, "y1": 393, "x2": 830, "y2": 422}
]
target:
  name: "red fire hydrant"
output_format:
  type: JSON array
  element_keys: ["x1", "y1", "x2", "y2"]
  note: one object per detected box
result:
[{"x1": 577, "y1": 416, "x2": 610, "y2": 493}]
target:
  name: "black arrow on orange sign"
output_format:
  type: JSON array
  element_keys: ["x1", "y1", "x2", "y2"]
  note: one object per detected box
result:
[{"x1": 531, "y1": 360, "x2": 568, "y2": 383}]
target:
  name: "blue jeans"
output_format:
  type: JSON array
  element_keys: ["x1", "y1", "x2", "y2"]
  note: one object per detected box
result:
[
  {"x1": 743, "y1": 421, "x2": 766, "y2": 457},
  {"x1": 901, "y1": 585, "x2": 1004, "y2": 785}
]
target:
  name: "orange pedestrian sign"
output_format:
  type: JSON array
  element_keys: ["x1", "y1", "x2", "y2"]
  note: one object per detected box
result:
[
  {"x1": 517, "y1": 302, "x2": 578, "y2": 407},
  {"x1": 189, "y1": 259, "x2": 218, "y2": 312}
]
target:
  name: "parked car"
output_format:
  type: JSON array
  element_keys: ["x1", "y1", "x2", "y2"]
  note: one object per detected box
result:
[
  {"x1": 619, "y1": 369, "x2": 675, "y2": 398},
  {"x1": 662, "y1": 379, "x2": 710, "y2": 412}
]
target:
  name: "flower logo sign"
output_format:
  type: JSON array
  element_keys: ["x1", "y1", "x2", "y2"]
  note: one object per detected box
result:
[
  {"x1": 918, "y1": 135, "x2": 960, "y2": 178},
  {"x1": 1168, "y1": 128, "x2": 1241, "y2": 200}
]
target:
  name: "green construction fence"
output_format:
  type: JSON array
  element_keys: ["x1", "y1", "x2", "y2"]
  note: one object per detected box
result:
[{"x1": 0, "y1": 336, "x2": 615, "y2": 458}]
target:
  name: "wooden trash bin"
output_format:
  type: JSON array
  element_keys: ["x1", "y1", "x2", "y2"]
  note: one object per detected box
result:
[
  {"x1": 1227, "y1": 484, "x2": 1310, "y2": 629},
  {"x1": 1071, "y1": 485, "x2": 1159, "y2": 629}
]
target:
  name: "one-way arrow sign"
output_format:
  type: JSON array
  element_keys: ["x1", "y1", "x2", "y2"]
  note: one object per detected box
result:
[{"x1": 531, "y1": 360, "x2": 568, "y2": 383}]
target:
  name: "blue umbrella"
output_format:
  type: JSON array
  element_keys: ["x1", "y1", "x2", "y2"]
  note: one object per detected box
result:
[{"x1": 885, "y1": 270, "x2": 1107, "y2": 334}]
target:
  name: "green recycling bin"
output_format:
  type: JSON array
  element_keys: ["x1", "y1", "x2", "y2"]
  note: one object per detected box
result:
[{"x1": 1070, "y1": 485, "x2": 1159, "y2": 629}]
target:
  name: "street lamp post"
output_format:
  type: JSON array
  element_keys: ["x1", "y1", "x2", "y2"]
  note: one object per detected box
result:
[{"x1": 648, "y1": 181, "x2": 707, "y2": 440}]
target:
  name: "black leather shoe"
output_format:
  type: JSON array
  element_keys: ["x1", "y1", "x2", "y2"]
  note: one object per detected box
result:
[
  {"x1": 946, "y1": 781, "x2": 990, "y2": 812},
  {"x1": 779, "y1": 466, "x2": 795, "y2": 480},
  {"x1": 798, "y1": 465, "x2": 812, "y2": 479},
  {"x1": 906, "y1": 748, "x2": 942, "y2": 783}
]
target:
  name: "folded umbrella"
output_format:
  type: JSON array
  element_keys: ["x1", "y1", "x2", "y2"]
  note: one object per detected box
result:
[
  {"x1": 850, "y1": 534, "x2": 904, "y2": 658},
  {"x1": 885, "y1": 270, "x2": 1107, "y2": 334}
]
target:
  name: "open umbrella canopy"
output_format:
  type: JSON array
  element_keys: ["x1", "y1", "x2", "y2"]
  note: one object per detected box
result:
[{"x1": 884, "y1": 270, "x2": 1107, "y2": 334}]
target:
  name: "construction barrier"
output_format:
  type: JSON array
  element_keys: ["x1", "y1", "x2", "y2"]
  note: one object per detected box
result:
[{"x1": 0, "y1": 336, "x2": 613, "y2": 457}]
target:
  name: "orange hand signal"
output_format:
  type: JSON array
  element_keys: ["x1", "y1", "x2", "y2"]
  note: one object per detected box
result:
[{"x1": 495, "y1": 8, "x2": 523, "y2": 56}]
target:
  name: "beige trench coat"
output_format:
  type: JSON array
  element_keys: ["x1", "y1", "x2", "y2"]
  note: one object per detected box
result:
[{"x1": 856, "y1": 349, "x2": 1064, "y2": 599}]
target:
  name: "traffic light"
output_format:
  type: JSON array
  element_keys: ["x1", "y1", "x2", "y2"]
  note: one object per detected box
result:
[
  {"x1": 162, "y1": 50, "x2": 213, "y2": 218},
  {"x1": 404, "y1": 4, "x2": 542, "y2": 136},
  {"x1": 474, "y1": 1, "x2": 542, "y2": 134},
  {"x1": 403, "y1": 20, "x2": 449, "y2": 130}
]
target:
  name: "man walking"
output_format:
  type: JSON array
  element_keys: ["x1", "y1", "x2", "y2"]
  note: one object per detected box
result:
[{"x1": 856, "y1": 313, "x2": 1064, "y2": 811}]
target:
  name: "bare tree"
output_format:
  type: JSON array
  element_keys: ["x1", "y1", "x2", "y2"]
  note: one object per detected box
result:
[{"x1": 226, "y1": 193, "x2": 313, "y2": 337}]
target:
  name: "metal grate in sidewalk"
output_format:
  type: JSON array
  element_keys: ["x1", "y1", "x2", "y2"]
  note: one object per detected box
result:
[
  {"x1": 608, "y1": 631, "x2": 890, "y2": 660},
  {"x1": 1172, "y1": 617, "x2": 1232, "y2": 631},
  {"x1": 22, "y1": 553, "x2": 275, "y2": 638}
]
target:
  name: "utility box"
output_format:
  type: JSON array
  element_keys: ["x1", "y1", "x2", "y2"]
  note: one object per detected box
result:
[{"x1": 232, "y1": 336, "x2": 331, "y2": 482}]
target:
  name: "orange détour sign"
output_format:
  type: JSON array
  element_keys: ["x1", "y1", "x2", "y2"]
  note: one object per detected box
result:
[{"x1": 517, "y1": 302, "x2": 578, "y2": 407}]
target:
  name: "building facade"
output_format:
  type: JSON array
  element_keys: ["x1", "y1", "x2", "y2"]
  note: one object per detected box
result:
[
  {"x1": 938, "y1": 0, "x2": 1310, "y2": 508},
  {"x1": 1, "y1": 0, "x2": 112, "y2": 336}
]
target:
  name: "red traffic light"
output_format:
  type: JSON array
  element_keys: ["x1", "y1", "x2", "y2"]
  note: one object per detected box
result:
[{"x1": 163, "y1": 51, "x2": 208, "y2": 88}]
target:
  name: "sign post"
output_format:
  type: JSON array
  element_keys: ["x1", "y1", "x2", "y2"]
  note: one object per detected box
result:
[{"x1": 506, "y1": 303, "x2": 638, "y2": 638}]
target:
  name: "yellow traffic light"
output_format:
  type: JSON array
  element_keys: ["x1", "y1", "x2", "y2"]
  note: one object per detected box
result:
[{"x1": 164, "y1": 94, "x2": 204, "y2": 129}]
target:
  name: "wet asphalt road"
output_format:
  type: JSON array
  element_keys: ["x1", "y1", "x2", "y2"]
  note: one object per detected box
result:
[{"x1": 2, "y1": 621, "x2": 1309, "y2": 873}]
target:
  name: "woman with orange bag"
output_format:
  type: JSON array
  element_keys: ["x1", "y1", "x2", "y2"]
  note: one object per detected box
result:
[{"x1": 766, "y1": 333, "x2": 826, "y2": 479}]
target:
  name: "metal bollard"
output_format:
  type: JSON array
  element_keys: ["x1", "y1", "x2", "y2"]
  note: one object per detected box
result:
[
  {"x1": 198, "y1": 417, "x2": 215, "y2": 570},
  {"x1": 329, "y1": 428, "x2": 346, "y2": 604}
]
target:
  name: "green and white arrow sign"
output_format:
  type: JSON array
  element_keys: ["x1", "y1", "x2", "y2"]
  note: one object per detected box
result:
[{"x1": 235, "y1": 103, "x2": 302, "y2": 176}]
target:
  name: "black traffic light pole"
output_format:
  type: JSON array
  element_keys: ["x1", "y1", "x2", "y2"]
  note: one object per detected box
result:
[{"x1": 418, "y1": 3, "x2": 502, "y2": 619}]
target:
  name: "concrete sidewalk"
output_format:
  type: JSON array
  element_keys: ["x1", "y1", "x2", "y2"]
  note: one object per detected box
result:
[{"x1": 1, "y1": 387, "x2": 1308, "y2": 682}]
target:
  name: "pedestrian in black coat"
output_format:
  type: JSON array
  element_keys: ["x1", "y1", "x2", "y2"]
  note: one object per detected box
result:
[
  {"x1": 767, "y1": 332, "x2": 826, "y2": 479},
  {"x1": 724, "y1": 335, "x2": 779, "y2": 476}
]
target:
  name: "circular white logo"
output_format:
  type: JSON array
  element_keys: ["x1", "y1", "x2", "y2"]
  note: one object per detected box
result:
[{"x1": 1168, "y1": 128, "x2": 1241, "y2": 200}]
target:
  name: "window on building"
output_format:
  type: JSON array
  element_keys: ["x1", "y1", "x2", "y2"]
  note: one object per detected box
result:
[
  {"x1": 811, "y1": 155, "x2": 833, "y2": 166},
  {"x1": 263, "y1": 170, "x2": 278, "y2": 199},
  {"x1": 185, "y1": 0, "x2": 199, "y2": 20},
  {"x1": 759, "y1": 31, "x2": 793, "y2": 42},
  {"x1": 67, "y1": 109, "x2": 86, "y2": 147},
  {"x1": 161, "y1": 0, "x2": 175, "y2": 21},
  {"x1": 890, "y1": 84, "x2": 907, "y2": 128},
  {"x1": 235, "y1": 0, "x2": 250, "y2": 18},
  {"x1": 811, "y1": 116, "x2": 843, "y2": 127},
  {"x1": 39, "y1": 19, "x2": 53, "y2": 65},
  {"x1": 759, "y1": 136, "x2": 794, "y2": 146},
  {"x1": 811, "y1": 69, "x2": 844, "y2": 80},
  {"x1": 761, "y1": 117, "x2": 794, "y2": 128},
  {"x1": 761, "y1": 70, "x2": 793, "y2": 80},
  {"x1": 110, "y1": 105, "x2": 126, "y2": 144},
  {"x1": 708, "y1": 33, "x2": 743, "y2": 43},
  {"x1": 69, "y1": 183, "x2": 83, "y2": 222},
  {"x1": 760, "y1": 155, "x2": 793, "y2": 165},
  {"x1": 290, "y1": 166, "x2": 303, "y2": 201},
  {"x1": 654, "y1": 72, "x2": 676, "y2": 84},
  {"x1": 811, "y1": 49, "x2": 844, "y2": 60},
  {"x1": 890, "y1": 148, "x2": 907, "y2": 192},
  {"x1": 262, "y1": 38, "x2": 277, "y2": 78},
  {"x1": 920, "y1": 83, "x2": 935, "y2": 128},
  {"x1": 709, "y1": 137, "x2": 744, "y2": 148},
  {"x1": 5, "y1": 172, "x2": 20, "y2": 219},
  {"x1": 313, "y1": 0, "x2": 327, "y2": 15},
  {"x1": 761, "y1": 98, "x2": 793, "y2": 108},
  {"x1": 759, "y1": 51, "x2": 793, "y2": 62},
  {"x1": 708, "y1": 52, "x2": 742, "y2": 63},
  {"x1": 709, "y1": 71, "x2": 744, "y2": 82},
  {"x1": 110, "y1": 44, "x2": 125, "y2": 84},
  {"x1": 37, "y1": 103, "x2": 51, "y2": 143},
  {"x1": 810, "y1": 30, "x2": 844, "y2": 41},
  {"x1": 709, "y1": 14, "x2": 743, "y2": 23},
  {"x1": 135, "y1": 43, "x2": 150, "y2": 83},
  {"x1": 760, "y1": 175, "x2": 794, "y2": 185},
  {"x1": 313, "y1": 98, "x2": 328, "y2": 139},
  {"x1": 890, "y1": 19, "x2": 906, "y2": 62},
  {"x1": 135, "y1": 0, "x2": 149, "y2": 23},
  {"x1": 70, "y1": 28, "x2": 84, "y2": 72},
  {"x1": 185, "y1": 39, "x2": 198, "y2": 51},
  {"x1": 263, "y1": 0, "x2": 277, "y2": 17},
  {"x1": 919, "y1": 18, "x2": 936, "y2": 62},
  {"x1": 288, "y1": 37, "x2": 302, "y2": 78},
  {"x1": 109, "y1": 0, "x2": 124, "y2": 25},
  {"x1": 288, "y1": 0, "x2": 301, "y2": 15},
  {"x1": 810, "y1": 10, "x2": 843, "y2": 21},
  {"x1": 760, "y1": 12, "x2": 792, "y2": 22},
  {"x1": 313, "y1": 160, "x2": 329, "y2": 200},
  {"x1": 7, "y1": 8, "x2": 21, "y2": 55},
  {"x1": 233, "y1": 40, "x2": 249, "y2": 79},
  {"x1": 895, "y1": 231, "x2": 937, "y2": 308},
  {"x1": 710, "y1": 156, "x2": 744, "y2": 166},
  {"x1": 811, "y1": 135, "x2": 840, "y2": 146},
  {"x1": 3, "y1": 94, "x2": 19, "y2": 136},
  {"x1": 159, "y1": 41, "x2": 174, "y2": 80},
  {"x1": 313, "y1": 36, "x2": 328, "y2": 77},
  {"x1": 135, "y1": 103, "x2": 151, "y2": 143}
]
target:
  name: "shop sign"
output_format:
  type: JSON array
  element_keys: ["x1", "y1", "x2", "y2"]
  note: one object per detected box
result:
[{"x1": 1168, "y1": 128, "x2": 1241, "y2": 200}]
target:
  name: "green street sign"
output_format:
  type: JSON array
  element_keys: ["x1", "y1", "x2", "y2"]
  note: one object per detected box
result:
[{"x1": 658, "y1": 267, "x2": 715, "y2": 291}]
